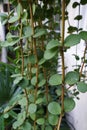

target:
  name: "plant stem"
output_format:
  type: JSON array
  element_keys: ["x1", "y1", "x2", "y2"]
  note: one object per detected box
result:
[
  {"x1": 80, "y1": 43, "x2": 87, "y2": 78},
  {"x1": 57, "y1": 0, "x2": 65, "y2": 130}
]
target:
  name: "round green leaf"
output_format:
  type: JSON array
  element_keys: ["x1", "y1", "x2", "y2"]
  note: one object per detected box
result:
[
  {"x1": 77, "y1": 82, "x2": 87, "y2": 93},
  {"x1": 79, "y1": 31, "x2": 87, "y2": 41},
  {"x1": 49, "y1": 74, "x2": 62, "y2": 86},
  {"x1": 44, "y1": 49, "x2": 57, "y2": 60},
  {"x1": 22, "y1": 122, "x2": 31, "y2": 130},
  {"x1": 48, "y1": 102, "x2": 61, "y2": 115},
  {"x1": 64, "y1": 98, "x2": 75, "y2": 112},
  {"x1": 65, "y1": 71, "x2": 79, "y2": 85},
  {"x1": 48, "y1": 114, "x2": 58, "y2": 126},
  {"x1": 64, "y1": 34, "x2": 80, "y2": 47},
  {"x1": 28, "y1": 103, "x2": 37, "y2": 114},
  {"x1": 45, "y1": 126, "x2": 52, "y2": 130},
  {"x1": 36, "y1": 118, "x2": 45, "y2": 125},
  {"x1": 31, "y1": 76, "x2": 37, "y2": 86},
  {"x1": 46, "y1": 39, "x2": 61, "y2": 50}
]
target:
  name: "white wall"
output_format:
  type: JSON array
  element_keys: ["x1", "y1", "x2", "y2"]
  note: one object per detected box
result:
[
  {"x1": 65, "y1": 1, "x2": 87, "y2": 130},
  {"x1": 0, "y1": 3, "x2": 7, "y2": 63}
]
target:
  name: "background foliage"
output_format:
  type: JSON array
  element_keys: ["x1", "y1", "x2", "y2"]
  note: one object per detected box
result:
[{"x1": 0, "y1": 0, "x2": 87, "y2": 130}]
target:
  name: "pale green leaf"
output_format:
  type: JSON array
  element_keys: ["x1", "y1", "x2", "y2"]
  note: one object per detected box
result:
[
  {"x1": 49, "y1": 74, "x2": 62, "y2": 86},
  {"x1": 48, "y1": 102, "x2": 61, "y2": 115},
  {"x1": 31, "y1": 76, "x2": 37, "y2": 86},
  {"x1": 16, "y1": 3, "x2": 22, "y2": 18},
  {"x1": 0, "y1": 38, "x2": 20, "y2": 47},
  {"x1": 8, "y1": 16, "x2": 19, "y2": 23},
  {"x1": 28, "y1": 103, "x2": 37, "y2": 114},
  {"x1": 36, "y1": 118, "x2": 45, "y2": 125}
]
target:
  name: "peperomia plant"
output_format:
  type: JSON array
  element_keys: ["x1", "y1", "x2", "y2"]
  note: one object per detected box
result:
[{"x1": 0, "y1": 0, "x2": 87, "y2": 130}]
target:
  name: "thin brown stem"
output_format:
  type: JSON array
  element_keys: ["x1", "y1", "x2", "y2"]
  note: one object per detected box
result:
[
  {"x1": 57, "y1": 0, "x2": 65, "y2": 130},
  {"x1": 80, "y1": 43, "x2": 87, "y2": 78}
]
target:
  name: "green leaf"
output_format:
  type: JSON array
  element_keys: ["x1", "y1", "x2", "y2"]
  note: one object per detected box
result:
[
  {"x1": 19, "y1": 78, "x2": 29, "y2": 89},
  {"x1": 18, "y1": 97, "x2": 27, "y2": 107},
  {"x1": 0, "y1": 116, "x2": 4, "y2": 130},
  {"x1": 46, "y1": 39, "x2": 61, "y2": 50},
  {"x1": 36, "y1": 98, "x2": 43, "y2": 104},
  {"x1": 38, "y1": 58, "x2": 46, "y2": 65},
  {"x1": 21, "y1": 11, "x2": 28, "y2": 22},
  {"x1": 28, "y1": 54, "x2": 37, "y2": 64},
  {"x1": 36, "y1": 118, "x2": 45, "y2": 125},
  {"x1": 38, "y1": 79, "x2": 46, "y2": 87},
  {"x1": 31, "y1": 76, "x2": 37, "y2": 86},
  {"x1": 80, "y1": 0, "x2": 87, "y2": 5},
  {"x1": 28, "y1": 103, "x2": 37, "y2": 114},
  {"x1": 49, "y1": 74, "x2": 62, "y2": 86},
  {"x1": 48, "y1": 114, "x2": 58, "y2": 126},
  {"x1": 16, "y1": 3, "x2": 22, "y2": 18},
  {"x1": 0, "y1": 38, "x2": 20, "y2": 47},
  {"x1": 13, "y1": 76, "x2": 23, "y2": 85},
  {"x1": 8, "y1": 16, "x2": 19, "y2": 23},
  {"x1": 65, "y1": 71, "x2": 79, "y2": 85},
  {"x1": 74, "y1": 15, "x2": 82, "y2": 21},
  {"x1": 56, "y1": 88, "x2": 62, "y2": 96},
  {"x1": 64, "y1": 98, "x2": 75, "y2": 112},
  {"x1": 23, "y1": 26, "x2": 33, "y2": 38},
  {"x1": 72, "y1": 2, "x2": 79, "y2": 8},
  {"x1": 79, "y1": 31, "x2": 87, "y2": 41},
  {"x1": 33, "y1": 28, "x2": 47, "y2": 38},
  {"x1": 64, "y1": 34, "x2": 80, "y2": 47},
  {"x1": 22, "y1": 122, "x2": 31, "y2": 130},
  {"x1": 30, "y1": 113, "x2": 36, "y2": 121},
  {"x1": 44, "y1": 48, "x2": 58, "y2": 60},
  {"x1": 48, "y1": 102, "x2": 61, "y2": 115},
  {"x1": 45, "y1": 126, "x2": 52, "y2": 130},
  {"x1": 0, "y1": 13, "x2": 8, "y2": 25},
  {"x1": 77, "y1": 82, "x2": 87, "y2": 93}
]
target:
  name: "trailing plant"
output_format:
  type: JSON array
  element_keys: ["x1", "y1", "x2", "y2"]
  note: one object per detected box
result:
[{"x1": 0, "y1": 0, "x2": 87, "y2": 130}]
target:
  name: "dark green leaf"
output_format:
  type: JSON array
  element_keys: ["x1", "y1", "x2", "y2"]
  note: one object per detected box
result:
[
  {"x1": 48, "y1": 102, "x2": 61, "y2": 115},
  {"x1": 49, "y1": 74, "x2": 62, "y2": 86},
  {"x1": 72, "y1": 2, "x2": 80, "y2": 8},
  {"x1": 80, "y1": 0, "x2": 87, "y2": 5},
  {"x1": 74, "y1": 15, "x2": 82, "y2": 21},
  {"x1": 77, "y1": 82, "x2": 87, "y2": 93},
  {"x1": 65, "y1": 71, "x2": 79, "y2": 85},
  {"x1": 0, "y1": 116, "x2": 4, "y2": 130},
  {"x1": 64, "y1": 98, "x2": 75, "y2": 112}
]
